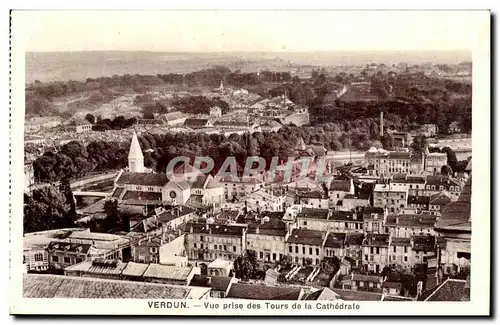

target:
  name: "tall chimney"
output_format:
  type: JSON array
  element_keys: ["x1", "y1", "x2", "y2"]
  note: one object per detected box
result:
[{"x1": 380, "y1": 111, "x2": 384, "y2": 137}]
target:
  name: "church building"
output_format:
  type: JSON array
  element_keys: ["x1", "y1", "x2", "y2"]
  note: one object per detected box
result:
[{"x1": 110, "y1": 131, "x2": 225, "y2": 207}]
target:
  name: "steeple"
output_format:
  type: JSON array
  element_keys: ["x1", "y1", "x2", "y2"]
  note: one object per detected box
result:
[
  {"x1": 128, "y1": 131, "x2": 144, "y2": 173},
  {"x1": 219, "y1": 80, "x2": 224, "y2": 92}
]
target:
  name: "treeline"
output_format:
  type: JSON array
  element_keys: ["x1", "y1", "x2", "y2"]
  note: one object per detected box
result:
[
  {"x1": 89, "y1": 115, "x2": 138, "y2": 131},
  {"x1": 33, "y1": 123, "x2": 384, "y2": 184},
  {"x1": 33, "y1": 140, "x2": 128, "y2": 183}
]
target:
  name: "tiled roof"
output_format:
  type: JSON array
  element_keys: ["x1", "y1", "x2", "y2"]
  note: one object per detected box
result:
[
  {"x1": 116, "y1": 172, "x2": 169, "y2": 187},
  {"x1": 345, "y1": 233, "x2": 364, "y2": 246},
  {"x1": 435, "y1": 175, "x2": 471, "y2": 231},
  {"x1": 352, "y1": 273, "x2": 383, "y2": 282},
  {"x1": 385, "y1": 214, "x2": 437, "y2": 228},
  {"x1": 186, "y1": 222, "x2": 247, "y2": 236},
  {"x1": 429, "y1": 191, "x2": 454, "y2": 205},
  {"x1": 363, "y1": 234, "x2": 390, "y2": 246},
  {"x1": 330, "y1": 211, "x2": 361, "y2": 222},
  {"x1": 420, "y1": 278, "x2": 470, "y2": 301},
  {"x1": 329, "y1": 180, "x2": 352, "y2": 191},
  {"x1": 210, "y1": 276, "x2": 233, "y2": 292},
  {"x1": 121, "y1": 262, "x2": 149, "y2": 277},
  {"x1": 388, "y1": 152, "x2": 411, "y2": 159},
  {"x1": 426, "y1": 175, "x2": 461, "y2": 187},
  {"x1": 286, "y1": 228, "x2": 326, "y2": 246},
  {"x1": 363, "y1": 207, "x2": 385, "y2": 215},
  {"x1": 390, "y1": 237, "x2": 411, "y2": 247},
  {"x1": 23, "y1": 274, "x2": 190, "y2": 299},
  {"x1": 382, "y1": 281, "x2": 402, "y2": 289},
  {"x1": 111, "y1": 187, "x2": 125, "y2": 198},
  {"x1": 324, "y1": 232, "x2": 346, "y2": 248},
  {"x1": 408, "y1": 196, "x2": 430, "y2": 205},
  {"x1": 303, "y1": 287, "x2": 340, "y2": 301},
  {"x1": 383, "y1": 295, "x2": 414, "y2": 301},
  {"x1": 143, "y1": 264, "x2": 193, "y2": 281},
  {"x1": 297, "y1": 208, "x2": 329, "y2": 220},
  {"x1": 185, "y1": 118, "x2": 210, "y2": 128},
  {"x1": 226, "y1": 283, "x2": 302, "y2": 300},
  {"x1": 299, "y1": 191, "x2": 324, "y2": 199},
  {"x1": 121, "y1": 190, "x2": 162, "y2": 202},
  {"x1": 412, "y1": 235, "x2": 436, "y2": 252},
  {"x1": 65, "y1": 259, "x2": 127, "y2": 276},
  {"x1": 331, "y1": 289, "x2": 383, "y2": 301}
]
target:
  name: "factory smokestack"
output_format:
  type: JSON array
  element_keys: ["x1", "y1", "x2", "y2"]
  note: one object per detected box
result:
[{"x1": 380, "y1": 111, "x2": 384, "y2": 137}]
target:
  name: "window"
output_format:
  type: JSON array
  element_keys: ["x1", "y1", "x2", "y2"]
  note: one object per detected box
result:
[
  {"x1": 200, "y1": 236, "x2": 204, "y2": 241},
  {"x1": 393, "y1": 246, "x2": 396, "y2": 253},
  {"x1": 315, "y1": 259, "x2": 319, "y2": 265},
  {"x1": 404, "y1": 256, "x2": 408, "y2": 262},
  {"x1": 303, "y1": 221, "x2": 307, "y2": 226},
  {"x1": 370, "y1": 247, "x2": 374, "y2": 254},
  {"x1": 295, "y1": 246, "x2": 298, "y2": 254},
  {"x1": 376, "y1": 247, "x2": 380, "y2": 254},
  {"x1": 316, "y1": 248, "x2": 319, "y2": 256},
  {"x1": 200, "y1": 244, "x2": 204, "y2": 249},
  {"x1": 223, "y1": 245, "x2": 227, "y2": 251},
  {"x1": 148, "y1": 187, "x2": 154, "y2": 191},
  {"x1": 233, "y1": 246, "x2": 236, "y2": 252},
  {"x1": 150, "y1": 247, "x2": 158, "y2": 253},
  {"x1": 302, "y1": 247, "x2": 306, "y2": 254},
  {"x1": 63, "y1": 257, "x2": 71, "y2": 264},
  {"x1": 272, "y1": 253, "x2": 276, "y2": 261},
  {"x1": 364, "y1": 255, "x2": 368, "y2": 261},
  {"x1": 370, "y1": 255, "x2": 374, "y2": 261},
  {"x1": 309, "y1": 247, "x2": 312, "y2": 255},
  {"x1": 136, "y1": 186, "x2": 142, "y2": 191},
  {"x1": 194, "y1": 243, "x2": 197, "y2": 248},
  {"x1": 404, "y1": 246, "x2": 408, "y2": 253},
  {"x1": 34, "y1": 253, "x2": 43, "y2": 262},
  {"x1": 52, "y1": 256, "x2": 59, "y2": 262},
  {"x1": 259, "y1": 252, "x2": 263, "y2": 259},
  {"x1": 289, "y1": 246, "x2": 292, "y2": 253},
  {"x1": 295, "y1": 257, "x2": 299, "y2": 263}
]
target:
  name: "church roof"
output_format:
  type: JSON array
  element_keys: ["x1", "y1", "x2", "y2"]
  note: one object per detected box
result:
[
  {"x1": 116, "y1": 172, "x2": 169, "y2": 187},
  {"x1": 128, "y1": 131, "x2": 143, "y2": 159}
]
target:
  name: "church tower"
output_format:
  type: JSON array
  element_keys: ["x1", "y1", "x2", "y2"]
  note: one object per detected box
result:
[{"x1": 128, "y1": 131, "x2": 144, "y2": 173}]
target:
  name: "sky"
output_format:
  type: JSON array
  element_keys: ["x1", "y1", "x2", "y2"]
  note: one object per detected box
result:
[{"x1": 13, "y1": 10, "x2": 489, "y2": 53}]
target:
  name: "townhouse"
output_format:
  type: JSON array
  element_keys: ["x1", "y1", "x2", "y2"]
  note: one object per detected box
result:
[
  {"x1": 184, "y1": 222, "x2": 247, "y2": 263},
  {"x1": 328, "y1": 179, "x2": 355, "y2": 207},
  {"x1": 323, "y1": 232, "x2": 346, "y2": 259},
  {"x1": 429, "y1": 191, "x2": 456, "y2": 216},
  {"x1": 344, "y1": 233, "x2": 365, "y2": 267},
  {"x1": 298, "y1": 191, "x2": 329, "y2": 209},
  {"x1": 388, "y1": 237, "x2": 413, "y2": 268},
  {"x1": 297, "y1": 208, "x2": 363, "y2": 233},
  {"x1": 373, "y1": 183, "x2": 408, "y2": 214},
  {"x1": 390, "y1": 174, "x2": 426, "y2": 196},
  {"x1": 246, "y1": 218, "x2": 288, "y2": 264},
  {"x1": 363, "y1": 207, "x2": 388, "y2": 234},
  {"x1": 362, "y1": 234, "x2": 390, "y2": 274},
  {"x1": 424, "y1": 175, "x2": 462, "y2": 197},
  {"x1": 285, "y1": 228, "x2": 327, "y2": 266},
  {"x1": 385, "y1": 214, "x2": 437, "y2": 238}
]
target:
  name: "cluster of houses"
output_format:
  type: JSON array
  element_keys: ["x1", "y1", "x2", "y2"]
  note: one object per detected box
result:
[{"x1": 23, "y1": 120, "x2": 471, "y2": 301}]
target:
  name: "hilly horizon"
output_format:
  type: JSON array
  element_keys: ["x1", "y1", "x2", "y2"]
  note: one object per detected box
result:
[{"x1": 26, "y1": 50, "x2": 472, "y2": 84}]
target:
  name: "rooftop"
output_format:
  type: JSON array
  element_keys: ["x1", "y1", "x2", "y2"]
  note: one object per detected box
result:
[
  {"x1": 363, "y1": 234, "x2": 390, "y2": 247},
  {"x1": 186, "y1": 222, "x2": 247, "y2": 236},
  {"x1": 329, "y1": 179, "x2": 352, "y2": 192},
  {"x1": 143, "y1": 264, "x2": 194, "y2": 281},
  {"x1": 435, "y1": 175, "x2": 471, "y2": 231},
  {"x1": 420, "y1": 278, "x2": 470, "y2": 301},
  {"x1": 226, "y1": 283, "x2": 302, "y2": 300},
  {"x1": 324, "y1": 232, "x2": 346, "y2": 248},
  {"x1": 23, "y1": 274, "x2": 190, "y2": 299},
  {"x1": 116, "y1": 172, "x2": 169, "y2": 187},
  {"x1": 121, "y1": 262, "x2": 149, "y2": 277},
  {"x1": 286, "y1": 228, "x2": 326, "y2": 246},
  {"x1": 374, "y1": 183, "x2": 408, "y2": 193},
  {"x1": 297, "y1": 208, "x2": 329, "y2": 220}
]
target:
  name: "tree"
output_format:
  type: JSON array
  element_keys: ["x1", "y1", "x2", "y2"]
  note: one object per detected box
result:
[
  {"x1": 442, "y1": 147, "x2": 458, "y2": 172},
  {"x1": 441, "y1": 165, "x2": 453, "y2": 176},
  {"x1": 103, "y1": 199, "x2": 122, "y2": 233},
  {"x1": 85, "y1": 113, "x2": 95, "y2": 124},
  {"x1": 233, "y1": 250, "x2": 259, "y2": 280},
  {"x1": 23, "y1": 185, "x2": 74, "y2": 233},
  {"x1": 411, "y1": 134, "x2": 427, "y2": 153},
  {"x1": 143, "y1": 111, "x2": 155, "y2": 120},
  {"x1": 59, "y1": 178, "x2": 76, "y2": 220},
  {"x1": 381, "y1": 134, "x2": 394, "y2": 150}
]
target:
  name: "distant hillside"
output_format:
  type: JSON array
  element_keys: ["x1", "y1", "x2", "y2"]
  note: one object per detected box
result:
[{"x1": 26, "y1": 50, "x2": 471, "y2": 83}]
